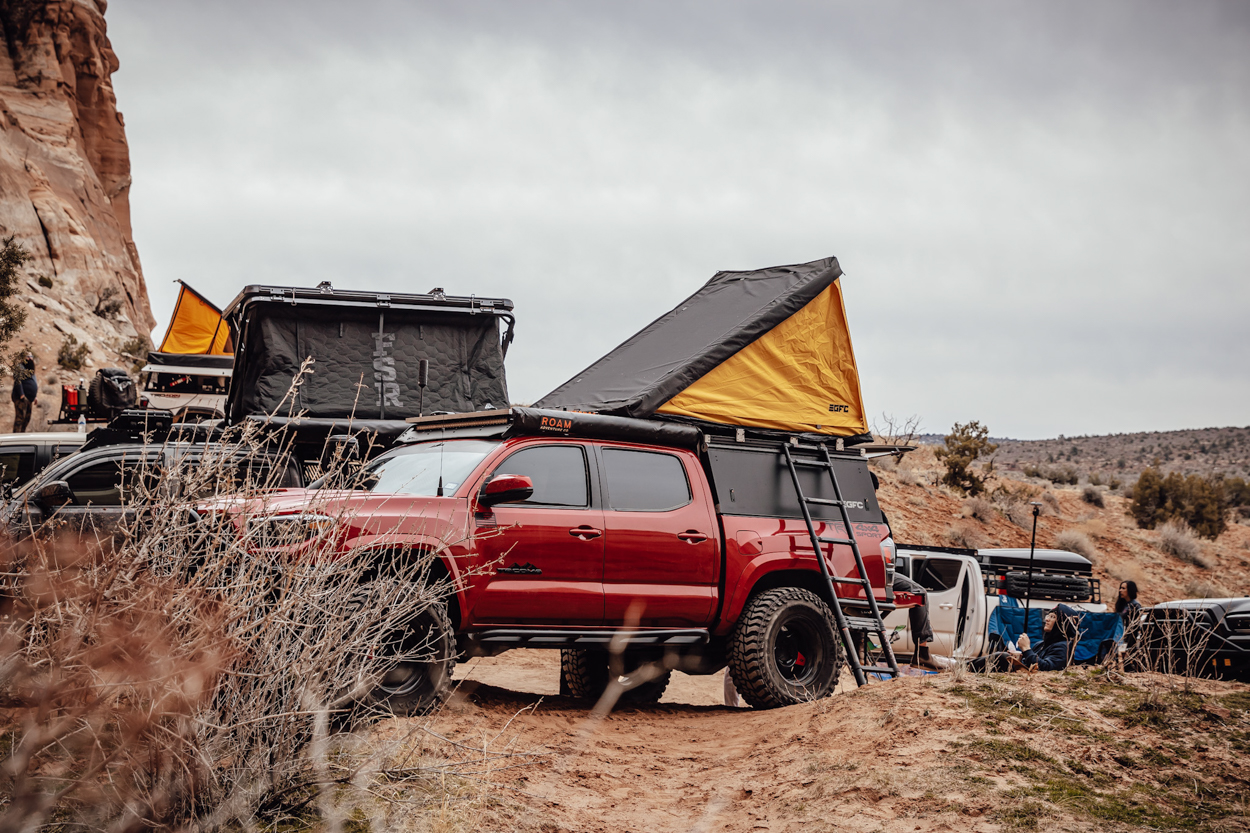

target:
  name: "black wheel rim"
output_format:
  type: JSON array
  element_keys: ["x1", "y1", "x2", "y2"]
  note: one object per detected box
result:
[
  {"x1": 773, "y1": 616, "x2": 823, "y2": 686},
  {"x1": 379, "y1": 661, "x2": 429, "y2": 696}
]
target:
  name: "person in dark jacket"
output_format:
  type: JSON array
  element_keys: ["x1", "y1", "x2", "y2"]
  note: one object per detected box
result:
[
  {"x1": 10, "y1": 352, "x2": 37, "y2": 433},
  {"x1": 1115, "y1": 581, "x2": 1142, "y2": 629},
  {"x1": 967, "y1": 606, "x2": 1075, "y2": 673}
]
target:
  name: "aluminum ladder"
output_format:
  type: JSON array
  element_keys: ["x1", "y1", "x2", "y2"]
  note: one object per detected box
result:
[{"x1": 782, "y1": 443, "x2": 901, "y2": 687}]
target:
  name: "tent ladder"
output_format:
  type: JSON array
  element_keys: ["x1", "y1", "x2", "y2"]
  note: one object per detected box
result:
[{"x1": 782, "y1": 444, "x2": 901, "y2": 687}]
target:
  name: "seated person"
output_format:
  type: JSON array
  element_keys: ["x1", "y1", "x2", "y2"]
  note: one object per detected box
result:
[{"x1": 967, "y1": 605, "x2": 1075, "y2": 673}]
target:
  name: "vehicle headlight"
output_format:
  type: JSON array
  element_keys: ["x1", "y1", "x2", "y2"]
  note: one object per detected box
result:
[{"x1": 246, "y1": 513, "x2": 336, "y2": 548}]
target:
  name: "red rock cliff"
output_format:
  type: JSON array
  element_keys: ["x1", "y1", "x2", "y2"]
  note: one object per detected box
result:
[{"x1": 0, "y1": 0, "x2": 153, "y2": 429}]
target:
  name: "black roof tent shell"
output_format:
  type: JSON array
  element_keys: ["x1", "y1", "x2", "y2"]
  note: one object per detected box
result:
[
  {"x1": 221, "y1": 285, "x2": 515, "y2": 425},
  {"x1": 144, "y1": 352, "x2": 234, "y2": 372},
  {"x1": 535, "y1": 256, "x2": 868, "y2": 441}
]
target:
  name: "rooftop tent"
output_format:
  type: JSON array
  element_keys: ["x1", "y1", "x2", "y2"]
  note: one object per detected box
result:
[
  {"x1": 223, "y1": 285, "x2": 514, "y2": 424},
  {"x1": 140, "y1": 352, "x2": 234, "y2": 375},
  {"x1": 536, "y1": 257, "x2": 869, "y2": 439},
  {"x1": 158, "y1": 281, "x2": 231, "y2": 355}
]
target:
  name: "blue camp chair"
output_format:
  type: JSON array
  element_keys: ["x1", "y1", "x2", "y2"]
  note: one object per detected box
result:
[{"x1": 989, "y1": 598, "x2": 1123, "y2": 666}]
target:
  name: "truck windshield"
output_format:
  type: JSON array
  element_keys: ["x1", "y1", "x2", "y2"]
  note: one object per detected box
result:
[{"x1": 354, "y1": 440, "x2": 497, "y2": 496}]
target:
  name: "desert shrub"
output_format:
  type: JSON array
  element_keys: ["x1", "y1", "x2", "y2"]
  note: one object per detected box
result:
[
  {"x1": 36, "y1": 273, "x2": 53, "y2": 288},
  {"x1": 963, "y1": 496, "x2": 995, "y2": 522},
  {"x1": 1054, "y1": 529, "x2": 1099, "y2": 563},
  {"x1": 1041, "y1": 491, "x2": 1062, "y2": 516},
  {"x1": 935, "y1": 421, "x2": 998, "y2": 496},
  {"x1": 93, "y1": 285, "x2": 124, "y2": 319},
  {"x1": 1184, "y1": 579, "x2": 1227, "y2": 599},
  {"x1": 0, "y1": 413, "x2": 461, "y2": 828},
  {"x1": 1089, "y1": 472, "x2": 1103, "y2": 486},
  {"x1": 944, "y1": 522, "x2": 985, "y2": 549},
  {"x1": 1128, "y1": 467, "x2": 1228, "y2": 539},
  {"x1": 1226, "y1": 476, "x2": 1250, "y2": 507},
  {"x1": 1157, "y1": 520, "x2": 1211, "y2": 568},
  {"x1": 57, "y1": 334, "x2": 89, "y2": 370},
  {"x1": 1112, "y1": 561, "x2": 1145, "y2": 587},
  {"x1": 0, "y1": 237, "x2": 30, "y2": 364},
  {"x1": 897, "y1": 466, "x2": 922, "y2": 486},
  {"x1": 1081, "y1": 485, "x2": 1105, "y2": 508},
  {"x1": 119, "y1": 335, "x2": 151, "y2": 374}
]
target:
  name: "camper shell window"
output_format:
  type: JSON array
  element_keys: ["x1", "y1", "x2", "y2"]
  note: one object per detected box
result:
[
  {"x1": 145, "y1": 373, "x2": 228, "y2": 394},
  {"x1": 706, "y1": 443, "x2": 882, "y2": 524}
]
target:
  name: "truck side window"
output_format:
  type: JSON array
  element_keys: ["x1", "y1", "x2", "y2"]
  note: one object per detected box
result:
[
  {"x1": 0, "y1": 447, "x2": 36, "y2": 485},
  {"x1": 65, "y1": 458, "x2": 154, "y2": 505},
  {"x1": 916, "y1": 557, "x2": 963, "y2": 592},
  {"x1": 495, "y1": 445, "x2": 589, "y2": 507},
  {"x1": 602, "y1": 448, "x2": 691, "y2": 512}
]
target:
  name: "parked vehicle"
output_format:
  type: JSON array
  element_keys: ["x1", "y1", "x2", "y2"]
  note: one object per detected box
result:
[
  {"x1": 2, "y1": 412, "x2": 302, "y2": 538},
  {"x1": 205, "y1": 407, "x2": 911, "y2": 712},
  {"x1": 139, "y1": 352, "x2": 232, "y2": 421},
  {"x1": 883, "y1": 544, "x2": 1106, "y2": 661},
  {"x1": 1138, "y1": 597, "x2": 1250, "y2": 682},
  {"x1": 0, "y1": 432, "x2": 86, "y2": 493}
]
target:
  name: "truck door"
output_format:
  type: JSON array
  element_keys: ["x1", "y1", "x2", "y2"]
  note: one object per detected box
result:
[
  {"x1": 914, "y1": 555, "x2": 987, "y2": 659},
  {"x1": 597, "y1": 446, "x2": 717, "y2": 627},
  {"x1": 471, "y1": 443, "x2": 605, "y2": 626}
]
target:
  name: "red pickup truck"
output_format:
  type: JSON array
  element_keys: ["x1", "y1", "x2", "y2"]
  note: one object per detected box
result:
[{"x1": 227, "y1": 408, "x2": 904, "y2": 711}]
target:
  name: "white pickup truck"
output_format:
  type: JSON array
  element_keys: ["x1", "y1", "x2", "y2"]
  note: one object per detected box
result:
[{"x1": 884, "y1": 544, "x2": 1108, "y2": 661}]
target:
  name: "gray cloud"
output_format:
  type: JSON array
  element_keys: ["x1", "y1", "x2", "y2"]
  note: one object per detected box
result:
[{"x1": 107, "y1": 0, "x2": 1250, "y2": 438}]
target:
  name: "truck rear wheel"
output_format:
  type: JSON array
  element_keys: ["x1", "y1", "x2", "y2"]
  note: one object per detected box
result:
[
  {"x1": 729, "y1": 587, "x2": 840, "y2": 709},
  {"x1": 559, "y1": 648, "x2": 671, "y2": 705}
]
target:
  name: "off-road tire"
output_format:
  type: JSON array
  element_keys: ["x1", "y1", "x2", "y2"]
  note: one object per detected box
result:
[
  {"x1": 367, "y1": 602, "x2": 455, "y2": 716},
  {"x1": 729, "y1": 587, "x2": 841, "y2": 709},
  {"x1": 559, "y1": 648, "x2": 671, "y2": 705}
]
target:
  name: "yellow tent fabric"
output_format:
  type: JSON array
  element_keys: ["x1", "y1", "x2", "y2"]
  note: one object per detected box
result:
[
  {"x1": 656, "y1": 282, "x2": 866, "y2": 435},
  {"x1": 158, "y1": 282, "x2": 231, "y2": 354}
]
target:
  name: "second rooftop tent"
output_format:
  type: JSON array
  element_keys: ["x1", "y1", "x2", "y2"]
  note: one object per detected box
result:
[{"x1": 536, "y1": 256, "x2": 871, "y2": 442}]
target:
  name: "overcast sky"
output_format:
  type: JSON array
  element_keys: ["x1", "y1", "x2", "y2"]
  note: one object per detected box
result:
[{"x1": 105, "y1": 1, "x2": 1250, "y2": 440}]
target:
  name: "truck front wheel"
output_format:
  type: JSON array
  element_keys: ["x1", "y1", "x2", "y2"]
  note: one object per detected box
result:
[
  {"x1": 729, "y1": 587, "x2": 840, "y2": 709},
  {"x1": 367, "y1": 603, "x2": 455, "y2": 716},
  {"x1": 559, "y1": 648, "x2": 671, "y2": 705}
]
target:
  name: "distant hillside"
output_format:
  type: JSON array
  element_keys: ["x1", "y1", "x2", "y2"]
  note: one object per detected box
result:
[{"x1": 916, "y1": 425, "x2": 1250, "y2": 483}]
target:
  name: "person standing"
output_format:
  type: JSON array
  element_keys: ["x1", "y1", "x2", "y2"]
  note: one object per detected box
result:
[{"x1": 10, "y1": 351, "x2": 37, "y2": 433}]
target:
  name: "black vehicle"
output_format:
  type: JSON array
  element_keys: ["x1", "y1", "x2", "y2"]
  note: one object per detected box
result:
[
  {"x1": 2, "y1": 414, "x2": 302, "y2": 538},
  {"x1": 1138, "y1": 598, "x2": 1250, "y2": 683}
]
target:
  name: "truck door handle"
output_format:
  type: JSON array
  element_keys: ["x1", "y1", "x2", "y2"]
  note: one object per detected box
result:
[
  {"x1": 569, "y1": 525, "x2": 602, "y2": 540},
  {"x1": 677, "y1": 530, "x2": 708, "y2": 543},
  {"x1": 938, "y1": 603, "x2": 954, "y2": 610}
]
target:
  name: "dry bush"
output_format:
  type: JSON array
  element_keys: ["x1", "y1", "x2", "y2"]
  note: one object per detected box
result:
[
  {"x1": 1081, "y1": 485, "x2": 1105, "y2": 508},
  {"x1": 1183, "y1": 579, "x2": 1228, "y2": 599},
  {"x1": 1158, "y1": 520, "x2": 1212, "y2": 568},
  {"x1": 1040, "y1": 491, "x2": 1062, "y2": 516},
  {"x1": 1077, "y1": 517, "x2": 1108, "y2": 538},
  {"x1": 1053, "y1": 529, "x2": 1099, "y2": 564},
  {"x1": 897, "y1": 466, "x2": 923, "y2": 487},
  {"x1": 961, "y1": 496, "x2": 995, "y2": 523},
  {"x1": 944, "y1": 522, "x2": 985, "y2": 549},
  {"x1": 1001, "y1": 502, "x2": 1033, "y2": 529},
  {"x1": 0, "y1": 407, "x2": 465, "y2": 828},
  {"x1": 1111, "y1": 561, "x2": 1146, "y2": 586}
]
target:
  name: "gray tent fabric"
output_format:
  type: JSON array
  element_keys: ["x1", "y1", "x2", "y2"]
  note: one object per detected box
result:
[
  {"x1": 536, "y1": 257, "x2": 843, "y2": 418},
  {"x1": 226, "y1": 288, "x2": 511, "y2": 422}
]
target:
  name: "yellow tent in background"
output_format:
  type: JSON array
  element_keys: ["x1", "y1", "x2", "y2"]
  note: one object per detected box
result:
[{"x1": 158, "y1": 281, "x2": 231, "y2": 355}]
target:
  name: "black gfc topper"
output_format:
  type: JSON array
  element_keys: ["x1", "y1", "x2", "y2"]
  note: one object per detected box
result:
[{"x1": 222, "y1": 284, "x2": 515, "y2": 425}]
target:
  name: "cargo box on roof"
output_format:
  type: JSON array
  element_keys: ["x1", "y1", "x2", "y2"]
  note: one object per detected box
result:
[{"x1": 222, "y1": 284, "x2": 515, "y2": 425}]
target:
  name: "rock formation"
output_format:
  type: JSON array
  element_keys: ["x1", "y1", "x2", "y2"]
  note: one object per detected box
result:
[{"x1": 0, "y1": 0, "x2": 153, "y2": 431}]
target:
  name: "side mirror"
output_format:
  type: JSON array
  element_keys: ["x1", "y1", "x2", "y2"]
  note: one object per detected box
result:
[
  {"x1": 479, "y1": 474, "x2": 534, "y2": 507},
  {"x1": 321, "y1": 435, "x2": 360, "y2": 469},
  {"x1": 36, "y1": 480, "x2": 74, "y2": 510}
]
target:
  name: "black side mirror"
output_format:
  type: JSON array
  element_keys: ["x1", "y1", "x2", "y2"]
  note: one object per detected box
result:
[
  {"x1": 321, "y1": 435, "x2": 361, "y2": 470},
  {"x1": 36, "y1": 480, "x2": 74, "y2": 510},
  {"x1": 478, "y1": 474, "x2": 534, "y2": 507}
]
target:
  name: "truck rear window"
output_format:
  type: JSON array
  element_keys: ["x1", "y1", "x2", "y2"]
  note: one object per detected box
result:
[{"x1": 706, "y1": 444, "x2": 883, "y2": 525}]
